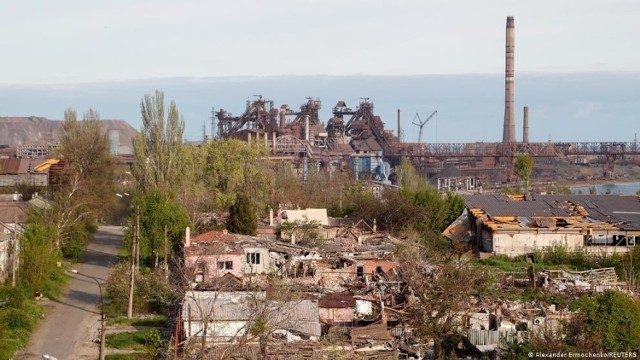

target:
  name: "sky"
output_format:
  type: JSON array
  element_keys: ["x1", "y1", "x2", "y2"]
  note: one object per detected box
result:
[
  {"x1": 1, "y1": 1, "x2": 639, "y2": 143},
  {"x1": 2, "y1": 0, "x2": 639, "y2": 84}
]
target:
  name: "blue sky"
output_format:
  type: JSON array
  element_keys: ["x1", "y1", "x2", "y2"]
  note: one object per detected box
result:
[{"x1": 1, "y1": 74, "x2": 638, "y2": 143}]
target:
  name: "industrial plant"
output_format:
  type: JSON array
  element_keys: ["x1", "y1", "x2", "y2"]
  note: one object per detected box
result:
[{"x1": 208, "y1": 16, "x2": 639, "y2": 189}]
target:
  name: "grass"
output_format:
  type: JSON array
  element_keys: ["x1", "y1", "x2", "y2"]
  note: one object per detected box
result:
[
  {"x1": 105, "y1": 329, "x2": 162, "y2": 351},
  {"x1": 107, "y1": 314, "x2": 167, "y2": 327},
  {"x1": 472, "y1": 247, "x2": 632, "y2": 304},
  {"x1": 474, "y1": 256, "x2": 530, "y2": 272},
  {"x1": 0, "y1": 288, "x2": 46, "y2": 360},
  {"x1": 473, "y1": 248, "x2": 624, "y2": 275},
  {"x1": 116, "y1": 246, "x2": 130, "y2": 263},
  {"x1": 473, "y1": 255, "x2": 567, "y2": 273}
]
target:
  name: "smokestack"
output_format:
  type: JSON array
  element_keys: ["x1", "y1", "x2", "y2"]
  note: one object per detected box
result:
[
  {"x1": 185, "y1": 227, "x2": 191, "y2": 248},
  {"x1": 279, "y1": 109, "x2": 286, "y2": 128},
  {"x1": 305, "y1": 115, "x2": 310, "y2": 141},
  {"x1": 523, "y1": 106, "x2": 529, "y2": 143},
  {"x1": 503, "y1": 16, "x2": 516, "y2": 143},
  {"x1": 397, "y1": 109, "x2": 401, "y2": 142}
]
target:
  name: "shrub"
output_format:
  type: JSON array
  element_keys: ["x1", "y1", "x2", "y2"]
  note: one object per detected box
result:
[
  {"x1": 105, "y1": 263, "x2": 175, "y2": 316},
  {"x1": 571, "y1": 291, "x2": 640, "y2": 351}
]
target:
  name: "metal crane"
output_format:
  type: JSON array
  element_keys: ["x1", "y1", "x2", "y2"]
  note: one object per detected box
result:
[{"x1": 412, "y1": 110, "x2": 437, "y2": 144}]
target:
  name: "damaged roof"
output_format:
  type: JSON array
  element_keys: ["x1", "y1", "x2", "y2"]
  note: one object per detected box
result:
[
  {"x1": 463, "y1": 194, "x2": 640, "y2": 231},
  {"x1": 318, "y1": 292, "x2": 355, "y2": 308},
  {"x1": 185, "y1": 230, "x2": 265, "y2": 256}
]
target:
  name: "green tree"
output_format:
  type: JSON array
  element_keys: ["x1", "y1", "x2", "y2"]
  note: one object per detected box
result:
[
  {"x1": 174, "y1": 144, "x2": 209, "y2": 231},
  {"x1": 272, "y1": 163, "x2": 354, "y2": 215},
  {"x1": 515, "y1": 154, "x2": 534, "y2": 191},
  {"x1": 202, "y1": 139, "x2": 273, "y2": 212},
  {"x1": 227, "y1": 194, "x2": 257, "y2": 235},
  {"x1": 571, "y1": 291, "x2": 640, "y2": 351},
  {"x1": 19, "y1": 217, "x2": 64, "y2": 297},
  {"x1": 133, "y1": 191, "x2": 190, "y2": 268},
  {"x1": 397, "y1": 158, "x2": 423, "y2": 191},
  {"x1": 133, "y1": 91, "x2": 185, "y2": 194}
]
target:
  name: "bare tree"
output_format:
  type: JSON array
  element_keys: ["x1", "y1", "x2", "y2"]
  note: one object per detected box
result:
[
  {"x1": 399, "y1": 249, "x2": 487, "y2": 358},
  {"x1": 240, "y1": 279, "x2": 309, "y2": 360},
  {"x1": 53, "y1": 108, "x2": 115, "y2": 248},
  {"x1": 175, "y1": 258, "x2": 313, "y2": 360}
]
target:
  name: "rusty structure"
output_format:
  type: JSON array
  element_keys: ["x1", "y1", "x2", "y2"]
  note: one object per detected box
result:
[
  {"x1": 214, "y1": 93, "x2": 640, "y2": 183},
  {"x1": 212, "y1": 17, "x2": 639, "y2": 184}
]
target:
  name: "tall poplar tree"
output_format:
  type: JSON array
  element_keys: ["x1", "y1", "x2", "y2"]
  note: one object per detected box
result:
[{"x1": 133, "y1": 91, "x2": 185, "y2": 194}]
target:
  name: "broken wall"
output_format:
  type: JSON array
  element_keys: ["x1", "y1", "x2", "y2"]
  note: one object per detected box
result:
[{"x1": 492, "y1": 233, "x2": 583, "y2": 257}]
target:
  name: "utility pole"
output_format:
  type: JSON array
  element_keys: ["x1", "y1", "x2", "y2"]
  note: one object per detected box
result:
[
  {"x1": 72, "y1": 270, "x2": 106, "y2": 360},
  {"x1": 135, "y1": 206, "x2": 140, "y2": 272},
  {"x1": 127, "y1": 206, "x2": 138, "y2": 319},
  {"x1": 11, "y1": 214, "x2": 18, "y2": 287}
]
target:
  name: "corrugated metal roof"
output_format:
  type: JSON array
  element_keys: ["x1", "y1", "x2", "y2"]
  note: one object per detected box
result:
[
  {"x1": 0, "y1": 202, "x2": 28, "y2": 223},
  {"x1": 463, "y1": 194, "x2": 640, "y2": 230},
  {"x1": 0, "y1": 159, "x2": 21, "y2": 174},
  {"x1": 318, "y1": 292, "x2": 355, "y2": 309},
  {"x1": 182, "y1": 292, "x2": 321, "y2": 337},
  {"x1": 17, "y1": 159, "x2": 31, "y2": 174}
]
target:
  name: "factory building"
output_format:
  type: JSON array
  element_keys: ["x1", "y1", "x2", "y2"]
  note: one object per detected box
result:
[{"x1": 455, "y1": 194, "x2": 640, "y2": 257}]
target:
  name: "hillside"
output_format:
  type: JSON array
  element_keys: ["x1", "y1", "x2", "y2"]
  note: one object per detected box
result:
[{"x1": 0, "y1": 117, "x2": 137, "y2": 155}]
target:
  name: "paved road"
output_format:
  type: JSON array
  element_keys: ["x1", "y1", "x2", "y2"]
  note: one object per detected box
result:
[{"x1": 15, "y1": 226, "x2": 123, "y2": 360}]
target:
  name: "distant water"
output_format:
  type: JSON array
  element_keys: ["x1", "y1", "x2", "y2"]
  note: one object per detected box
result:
[{"x1": 571, "y1": 182, "x2": 640, "y2": 195}]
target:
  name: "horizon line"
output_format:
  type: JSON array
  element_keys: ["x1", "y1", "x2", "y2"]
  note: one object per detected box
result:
[{"x1": 2, "y1": 70, "x2": 640, "y2": 88}]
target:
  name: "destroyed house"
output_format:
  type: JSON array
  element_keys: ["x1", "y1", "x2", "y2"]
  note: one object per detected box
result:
[
  {"x1": 181, "y1": 291, "x2": 321, "y2": 342},
  {"x1": 184, "y1": 229, "x2": 271, "y2": 283},
  {"x1": 462, "y1": 194, "x2": 640, "y2": 257},
  {"x1": 321, "y1": 234, "x2": 398, "y2": 280},
  {"x1": 318, "y1": 292, "x2": 356, "y2": 326}
]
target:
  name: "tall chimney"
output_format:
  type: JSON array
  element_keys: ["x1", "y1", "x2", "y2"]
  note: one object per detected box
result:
[
  {"x1": 523, "y1": 106, "x2": 529, "y2": 143},
  {"x1": 503, "y1": 16, "x2": 516, "y2": 143},
  {"x1": 305, "y1": 115, "x2": 310, "y2": 141},
  {"x1": 397, "y1": 109, "x2": 401, "y2": 142},
  {"x1": 279, "y1": 109, "x2": 286, "y2": 128},
  {"x1": 185, "y1": 227, "x2": 191, "y2": 248}
]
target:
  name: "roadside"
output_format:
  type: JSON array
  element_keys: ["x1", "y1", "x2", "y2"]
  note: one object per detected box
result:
[{"x1": 14, "y1": 226, "x2": 123, "y2": 360}]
